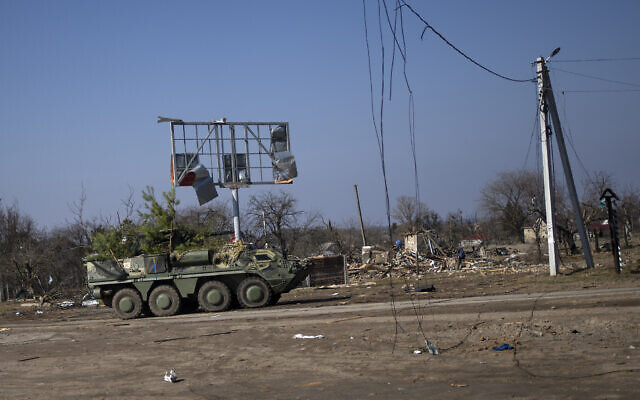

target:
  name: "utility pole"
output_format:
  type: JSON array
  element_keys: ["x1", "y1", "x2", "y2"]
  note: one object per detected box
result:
[
  {"x1": 537, "y1": 55, "x2": 594, "y2": 270},
  {"x1": 536, "y1": 54, "x2": 593, "y2": 275},
  {"x1": 353, "y1": 184, "x2": 367, "y2": 246},
  {"x1": 536, "y1": 57, "x2": 559, "y2": 276}
]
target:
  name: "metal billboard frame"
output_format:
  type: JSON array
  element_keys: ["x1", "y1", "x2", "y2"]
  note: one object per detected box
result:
[
  {"x1": 159, "y1": 117, "x2": 296, "y2": 242},
  {"x1": 163, "y1": 118, "x2": 291, "y2": 188}
]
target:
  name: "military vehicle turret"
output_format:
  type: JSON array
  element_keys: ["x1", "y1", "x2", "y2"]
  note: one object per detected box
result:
[{"x1": 85, "y1": 242, "x2": 309, "y2": 319}]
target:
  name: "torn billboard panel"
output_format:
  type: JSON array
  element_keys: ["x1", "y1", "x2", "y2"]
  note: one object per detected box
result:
[
  {"x1": 191, "y1": 165, "x2": 218, "y2": 205},
  {"x1": 273, "y1": 151, "x2": 297, "y2": 183}
]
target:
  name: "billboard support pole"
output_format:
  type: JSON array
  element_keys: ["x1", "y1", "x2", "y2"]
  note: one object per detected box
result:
[{"x1": 232, "y1": 188, "x2": 241, "y2": 242}]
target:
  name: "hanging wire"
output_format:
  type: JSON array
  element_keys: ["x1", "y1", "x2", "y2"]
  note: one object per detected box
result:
[
  {"x1": 387, "y1": 0, "x2": 434, "y2": 348},
  {"x1": 399, "y1": 1, "x2": 535, "y2": 83},
  {"x1": 551, "y1": 57, "x2": 640, "y2": 63},
  {"x1": 555, "y1": 86, "x2": 595, "y2": 188},
  {"x1": 522, "y1": 64, "x2": 541, "y2": 170},
  {"x1": 362, "y1": 0, "x2": 404, "y2": 352},
  {"x1": 561, "y1": 89, "x2": 640, "y2": 94},
  {"x1": 550, "y1": 66, "x2": 640, "y2": 88}
]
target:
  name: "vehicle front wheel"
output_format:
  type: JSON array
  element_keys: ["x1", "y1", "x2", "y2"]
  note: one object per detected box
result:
[
  {"x1": 112, "y1": 288, "x2": 143, "y2": 319},
  {"x1": 198, "y1": 280, "x2": 232, "y2": 312},
  {"x1": 237, "y1": 277, "x2": 272, "y2": 308},
  {"x1": 148, "y1": 285, "x2": 181, "y2": 317}
]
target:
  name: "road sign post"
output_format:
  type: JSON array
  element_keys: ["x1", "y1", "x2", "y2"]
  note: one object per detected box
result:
[{"x1": 601, "y1": 188, "x2": 622, "y2": 273}]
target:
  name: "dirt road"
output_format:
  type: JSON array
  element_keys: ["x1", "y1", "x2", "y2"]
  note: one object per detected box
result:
[{"x1": 1, "y1": 286, "x2": 639, "y2": 399}]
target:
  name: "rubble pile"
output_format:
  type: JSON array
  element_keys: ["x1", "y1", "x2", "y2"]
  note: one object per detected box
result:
[{"x1": 347, "y1": 246, "x2": 542, "y2": 282}]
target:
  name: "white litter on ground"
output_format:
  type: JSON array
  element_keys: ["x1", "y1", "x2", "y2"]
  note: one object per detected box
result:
[
  {"x1": 59, "y1": 301, "x2": 75, "y2": 308},
  {"x1": 35, "y1": 310, "x2": 43, "y2": 315},
  {"x1": 81, "y1": 299, "x2": 99, "y2": 306},
  {"x1": 293, "y1": 334, "x2": 324, "y2": 339},
  {"x1": 164, "y1": 369, "x2": 177, "y2": 383}
]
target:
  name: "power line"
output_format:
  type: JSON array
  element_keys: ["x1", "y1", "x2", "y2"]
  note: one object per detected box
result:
[
  {"x1": 561, "y1": 89, "x2": 640, "y2": 94},
  {"x1": 399, "y1": 1, "x2": 535, "y2": 83},
  {"x1": 555, "y1": 84, "x2": 594, "y2": 187},
  {"x1": 388, "y1": 0, "x2": 436, "y2": 352},
  {"x1": 550, "y1": 66, "x2": 640, "y2": 88},
  {"x1": 365, "y1": 0, "x2": 440, "y2": 355},
  {"x1": 552, "y1": 57, "x2": 640, "y2": 63},
  {"x1": 522, "y1": 63, "x2": 541, "y2": 171},
  {"x1": 522, "y1": 88, "x2": 540, "y2": 171},
  {"x1": 362, "y1": 0, "x2": 404, "y2": 353}
]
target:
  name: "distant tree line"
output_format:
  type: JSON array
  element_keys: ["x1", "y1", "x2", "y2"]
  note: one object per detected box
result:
[{"x1": 1, "y1": 169, "x2": 638, "y2": 300}]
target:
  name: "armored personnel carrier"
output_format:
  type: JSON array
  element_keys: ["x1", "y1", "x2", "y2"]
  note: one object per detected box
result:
[{"x1": 85, "y1": 242, "x2": 309, "y2": 319}]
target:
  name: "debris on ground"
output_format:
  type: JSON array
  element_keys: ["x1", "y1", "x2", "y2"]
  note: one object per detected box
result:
[
  {"x1": 404, "y1": 284, "x2": 436, "y2": 293},
  {"x1": 412, "y1": 339, "x2": 440, "y2": 355},
  {"x1": 346, "y1": 236, "x2": 542, "y2": 283},
  {"x1": 164, "y1": 369, "x2": 177, "y2": 383},
  {"x1": 492, "y1": 343, "x2": 514, "y2": 351},
  {"x1": 293, "y1": 334, "x2": 324, "y2": 339},
  {"x1": 425, "y1": 339, "x2": 440, "y2": 355}
]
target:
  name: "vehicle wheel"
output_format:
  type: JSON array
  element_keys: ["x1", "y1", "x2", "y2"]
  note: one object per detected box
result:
[
  {"x1": 237, "y1": 277, "x2": 272, "y2": 308},
  {"x1": 112, "y1": 288, "x2": 143, "y2": 319},
  {"x1": 269, "y1": 293, "x2": 281, "y2": 305},
  {"x1": 148, "y1": 285, "x2": 181, "y2": 317},
  {"x1": 198, "y1": 280, "x2": 232, "y2": 312}
]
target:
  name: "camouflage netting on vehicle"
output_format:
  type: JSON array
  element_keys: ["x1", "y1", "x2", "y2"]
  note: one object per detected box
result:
[{"x1": 212, "y1": 241, "x2": 248, "y2": 265}]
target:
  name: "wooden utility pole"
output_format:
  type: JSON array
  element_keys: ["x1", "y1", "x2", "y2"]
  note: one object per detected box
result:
[{"x1": 353, "y1": 184, "x2": 367, "y2": 246}]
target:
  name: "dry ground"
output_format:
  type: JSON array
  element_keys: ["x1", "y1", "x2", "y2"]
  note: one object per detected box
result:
[{"x1": 1, "y1": 248, "x2": 639, "y2": 399}]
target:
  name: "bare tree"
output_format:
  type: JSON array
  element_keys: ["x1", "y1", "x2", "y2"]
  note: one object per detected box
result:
[
  {"x1": 619, "y1": 185, "x2": 639, "y2": 247},
  {"x1": 67, "y1": 184, "x2": 93, "y2": 251},
  {"x1": 120, "y1": 185, "x2": 138, "y2": 222},
  {"x1": 392, "y1": 196, "x2": 440, "y2": 233},
  {"x1": 0, "y1": 204, "x2": 64, "y2": 300},
  {"x1": 481, "y1": 170, "x2": 543, "y2": 242},
  {"x1": 580, "y1": 171, "x2": 616, "y2": 252},
  {"x1": 246, "y1": 191, "x2": 303, "y2": 253},
  {"x1": 177, "y1": 200, "x2": 232, "y2": 235}
]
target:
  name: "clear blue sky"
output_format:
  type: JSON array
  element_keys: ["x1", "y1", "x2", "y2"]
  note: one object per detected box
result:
[{"x1": 1, "y1": 0, "x2": 639, "y2": 229}]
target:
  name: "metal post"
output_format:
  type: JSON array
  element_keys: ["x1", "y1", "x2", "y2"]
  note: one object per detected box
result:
[
  {"x1": 232, "y1": 188, "x2": 241, "y2": 242},
  {"x1": 601, "y1": 189, "x2": 622, "y2": 273},
  {"x1": 536, "y1": 57, "x2": 559, "y2": 276},
  {"x1": 343, "y1": 255, "x2": 348, "y2": 285},
  {"x1": 169, "y1": 122, "x2": 177, "y2": 187},
  {"x1": 540, "y1": 60, "x2": 595, "y2": 269},
  {"x1": 353, "y1": 184, "x2": 367, "y2": 246},
  {"x1": 262, "y1": 211, "x2": 267, "y2": 238}
]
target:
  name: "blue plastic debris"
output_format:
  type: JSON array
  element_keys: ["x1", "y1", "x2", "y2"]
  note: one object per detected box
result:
[{"x1": 492, "y1": 344, "x2": 514, "y2": 351}]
